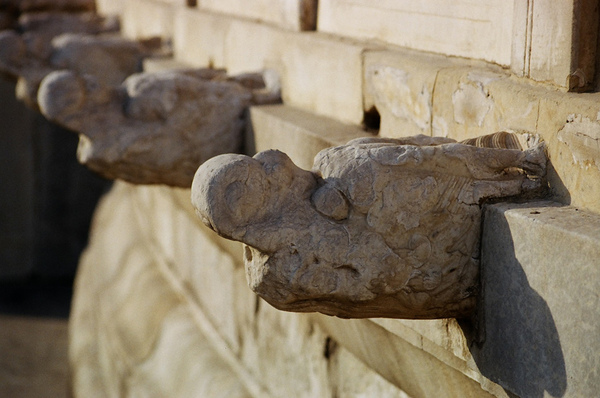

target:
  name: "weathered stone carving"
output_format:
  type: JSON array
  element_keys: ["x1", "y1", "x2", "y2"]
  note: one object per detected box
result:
[
  {"x1": 38, "y1": 68, "x2": 280, "y2": 187},
  {"x1": 192, "y1": 133, "x2": 547, "y2": 319},
  {"x1": 1, "y1": 0, "x2": 96, "y2": 13},
  {"x1": 0, "y1": 0, "x2": 96, "y2": 29},
  {"x1": 0, "y1": 12, "x2": 163, "y2": 108},
  {"x1": 0, "y1": 11, "x2": 118, "y2": 64}
]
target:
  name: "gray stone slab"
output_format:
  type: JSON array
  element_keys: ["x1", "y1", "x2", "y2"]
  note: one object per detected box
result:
[{"x1": 474, "y1": 201, "x2": 600, "y2": 398}]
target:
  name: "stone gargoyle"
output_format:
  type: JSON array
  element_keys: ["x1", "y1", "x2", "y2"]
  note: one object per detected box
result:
[
  {"x1": 38, "y1": 68, "x2": 281, "y2": 187},
  {"x1": 191, "y1": 132, "x2": 547, "y2": 319},
  {"x1": 0, "y1": 13, "x2": 163, "y2": 109},
  {"x1": 0, "y1": 0, "x2": 96, "y2": 30}
]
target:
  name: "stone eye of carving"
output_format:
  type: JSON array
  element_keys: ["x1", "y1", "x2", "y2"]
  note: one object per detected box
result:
[{"x1": 311, "y1": 184, "x2": 349, "y2": 221}]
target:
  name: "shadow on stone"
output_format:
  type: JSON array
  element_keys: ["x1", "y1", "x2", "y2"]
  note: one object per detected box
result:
[
  {"x1": 31, "y1": 116, "x2": 112, "y2": 278},
  {"x1": 466, "y1": 205, "x2": 567, "y2": 398}
]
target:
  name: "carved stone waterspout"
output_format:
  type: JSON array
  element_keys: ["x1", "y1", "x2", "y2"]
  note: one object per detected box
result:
[
  {"x1": 0, "y1": 17, "x2": 160, "y2": 108},
  {"x1": 38, "y1": 68, "x2": 280, "y2": 187},
  {"x1": 192, "y1": 133, "x2": 547, "y2": 319}
]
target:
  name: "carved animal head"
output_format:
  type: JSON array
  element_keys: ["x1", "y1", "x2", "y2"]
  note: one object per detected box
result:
[{"x1": 193, "y1": 134, "x2": 547, "y2": 319}]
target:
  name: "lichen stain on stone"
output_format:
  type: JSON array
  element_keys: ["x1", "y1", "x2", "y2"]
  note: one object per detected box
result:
[
  {"x1": 369, "y1": 65, "x2": 432, "y2": 131},
  {"x1": 557, "y1": 114, "x2": 600, "y2": 171},
  {"x1": 452, "y1": 82, "x2": 494, "y2": 127}
]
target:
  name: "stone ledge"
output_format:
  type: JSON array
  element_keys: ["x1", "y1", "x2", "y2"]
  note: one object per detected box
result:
[
  {"x1": 248, "y1": 104, "x2": 371, "y2": 169},
  {"x1": 142, "y1": 56, "x2": 193, "y2": 72}
]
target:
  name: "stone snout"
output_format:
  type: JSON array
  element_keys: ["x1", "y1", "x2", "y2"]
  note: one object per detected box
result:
[
  {"x1": 192, "y1": 134, "x2": 548, "y2": 319},
  {"x1": 38, "y1": 68, "x2": 281, "y2": 187}
]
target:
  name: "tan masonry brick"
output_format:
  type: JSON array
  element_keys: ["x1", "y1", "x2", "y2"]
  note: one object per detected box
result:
[
  {"x1": 318, "y1": 0, "x2": 514, "y2": 67},
  {"x1": 537, "y1": 92, "x2": 600, "y2": 213},
  {"x1": 363, "y1": 49, "x2": 456, "y2": 138},
  {"x1": 277, "y1": 32, "x2": 372, "y2": 125},
  {"x1": 173, "y1": 7, "x2": 373, "y2": 125},
  {"x1": 95, "y1": 0, "x2": 125, "y2": 17},
  {"x1": 122, "y1": 0, "x2": 182, "y2": 40},
  {"x1": 431, "y1": 68, "x2": 600, "y2": 212},
  {"x1": 197, "y1": 0, "x2": 317, "y2": 31},
  {"x1": 430, "y1": 68, "x2": 542, "y2": 142},
  {"x1": 173, "y1": 7, "x2": 231, "y2": 68}
]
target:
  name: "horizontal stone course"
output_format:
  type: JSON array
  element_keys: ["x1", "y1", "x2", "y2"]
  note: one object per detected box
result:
[
  {"x1": 173, "y1": 6, "x2": 372, "y2": 125},
  {"x1": 248, "y1": 104, "x2": 370, "y2": 169}
]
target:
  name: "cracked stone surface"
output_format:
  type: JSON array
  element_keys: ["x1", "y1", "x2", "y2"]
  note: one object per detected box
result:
[
  {"x1": 39, "y1": 68, "x2": 280, "y2": 187},
  {"x1": 192, "y1": 132, "x2": 547, "y2": 319}
]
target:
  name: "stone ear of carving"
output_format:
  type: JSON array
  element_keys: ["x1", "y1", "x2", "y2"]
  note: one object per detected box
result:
[
  {"x1": 192, "y1": 133, "x2": 547, "y2": 319},
  {"x1": 38, "y1": 68, "x2": 281, "y2": 187}
]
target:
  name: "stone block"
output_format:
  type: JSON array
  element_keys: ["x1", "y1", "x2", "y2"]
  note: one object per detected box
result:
[
  {"x1": 428, "y1": 65, "x2": 600, "y2": 213},
  {"x1": 95, "y1": 0, "x2": 125, "y2": 17},
  {"x1": 474, "y1": 201, "x2": 600, "y2": 397},
  {"x1": 276, "y1": 31, "x2": 369, "y2": 125},
  {"x1": 173, "y1": 7, "x2": 230, "y2": 68},
  {"x1": 430, "y1": 67, "x2": 541, "y2": 142},
  {"x1": 222, "y1": 17, "x2": 282, "y2": 75},
  {"x1": 318, "y1": 0, "x2": 514, "y2": 66},
  {"x1": 122, "y1": 0, "x2": 179, "y2": 40},
  {"x1": 314, "y1": 315, "x2": 504, "y2": 398},
  {"x1": 248, "y1": 104, "x2": 370, "y2": 169},
  {"x1": 172, "y1": 8, "x2": 371, "y2": 124},
  {"x1": 363, "y1": 49, "x2": 456, "y2": 138},
  {"x1": 537, "y1": 93, "x2": 600, "y2": 213},
  {"x1": 330, "y1": 346, "x2": 411, "y2": 398},
  {"x1": 198, "y1": 0, "x2": 317, "y2": 31}
]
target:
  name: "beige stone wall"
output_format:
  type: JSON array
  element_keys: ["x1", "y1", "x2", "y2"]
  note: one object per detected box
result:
[
  {"x1": 65, "y1": 1, "x2": 600, "y2": 397},
  {"x1": 71, "y1": 181, "x2": 411, "y2": 397}
]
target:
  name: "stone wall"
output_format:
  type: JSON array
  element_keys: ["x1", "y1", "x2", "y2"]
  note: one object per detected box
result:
[{"x1": 2, "y1": 0, "x2": 597, "y2": 397}]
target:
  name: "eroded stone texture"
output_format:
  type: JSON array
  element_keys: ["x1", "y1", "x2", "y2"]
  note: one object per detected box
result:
[
  {"x1": 0, "y1": 13, "x2": 159, "y2": 108},
  {"x1": 192, "y1": 133, "x2": 547, "y2": 319},
  {"x1": 39, "y1": 68, "x2": 279, "y2": 187},
  {"x1": 3, "y1": 11, "x2": 118, "y2": 61}
]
